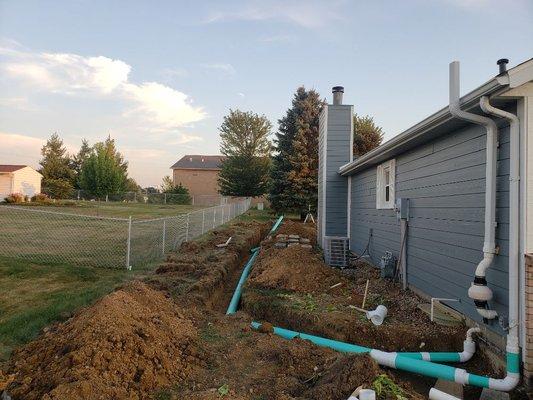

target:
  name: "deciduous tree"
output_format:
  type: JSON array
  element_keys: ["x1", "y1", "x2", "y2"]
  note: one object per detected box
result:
[
  {"x1": 79, "y1": 137, "x2": 128, "y2": 197},
  {"x1": 218, "y1": 109, "x2": 272, "y2": 197}
]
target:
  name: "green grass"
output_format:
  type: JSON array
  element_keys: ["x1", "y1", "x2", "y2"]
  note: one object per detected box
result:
[
  {"x1": 1, "y1": 200, "x2": 203, "y2": 219},
  {"x1": 0, "y1": 256, "x2": 149, "y2": 361}
]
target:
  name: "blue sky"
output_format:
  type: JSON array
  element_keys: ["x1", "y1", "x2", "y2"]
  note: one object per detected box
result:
[{"x1": 0, "y1": 0, "x2": 531, "y2": 186}]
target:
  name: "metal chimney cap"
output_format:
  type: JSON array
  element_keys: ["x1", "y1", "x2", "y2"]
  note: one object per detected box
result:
[
  {"x1": 332, "y1": 86, "x2": 344, "y2": 93},
  {"x1": 497, "y1": 58, "x2": 509, "y2": 65}
]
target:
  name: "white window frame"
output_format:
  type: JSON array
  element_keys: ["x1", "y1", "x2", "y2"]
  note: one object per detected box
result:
[{"x1": 376, "y1": 159, "x2": 396, "y2": 209}]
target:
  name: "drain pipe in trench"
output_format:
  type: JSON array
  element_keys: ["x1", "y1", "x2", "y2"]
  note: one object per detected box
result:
[{"x1": 226, "y1": 215, "x2": 284, "y2": 315}]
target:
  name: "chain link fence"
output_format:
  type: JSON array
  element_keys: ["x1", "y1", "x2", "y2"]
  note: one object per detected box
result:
[
  {"x1": 0, "y1": 198, "x2": 251, "y2": 269},
  {"x1": 68, "y1": 190, "x2": 231, "y2": 207}
]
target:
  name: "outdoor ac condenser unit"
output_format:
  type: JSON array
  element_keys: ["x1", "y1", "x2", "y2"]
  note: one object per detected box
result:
[{"x1": 323, "y1": 236, "x2": 349, "y2": 268}]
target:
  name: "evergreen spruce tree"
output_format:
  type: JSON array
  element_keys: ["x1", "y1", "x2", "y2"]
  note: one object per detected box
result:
[
  {"x1": 39, "y1": 132, "x2": 75, "y2": 198},
  {"x1": 217, "y1": 109, "x2": 272, "y2": 197},
  {"x1": 353, "y1": 114, "x2": 384, "y2": 157},
  {"x1": 70, "y1": 139, "x2": 92, "y2": 189},
  {"x1": 269, "y1": 87, "x2": 324, "y2": 213}
]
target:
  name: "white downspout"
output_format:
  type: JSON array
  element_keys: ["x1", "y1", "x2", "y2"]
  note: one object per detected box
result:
[
  {"x1": 479, "y1": 95, "x2": 521, "y2": 371},
  {"x1": 449, "y1": 61, "x2": 499, "y2": 320}
]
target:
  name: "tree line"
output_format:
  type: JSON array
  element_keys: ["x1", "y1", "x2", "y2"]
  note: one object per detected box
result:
[
  {"x1": 38, "y1": 133, "x2": 139, "y2": 199},
  {"x1": 217, "y1": 87, "x2": 384, "y2": 213}
]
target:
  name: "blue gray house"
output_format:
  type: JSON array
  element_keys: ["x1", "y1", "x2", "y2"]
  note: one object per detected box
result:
[{"x1": 317, "y1": 59, "x2": 533, "y2": 385}]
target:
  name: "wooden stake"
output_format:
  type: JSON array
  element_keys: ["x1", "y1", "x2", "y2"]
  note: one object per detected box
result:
[{"x1": 361, "y1": 279, "x2": 370, "y2": 309}]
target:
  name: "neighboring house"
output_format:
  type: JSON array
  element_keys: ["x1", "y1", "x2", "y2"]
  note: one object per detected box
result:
[
  {"x1": 318, "y1": 59, "x2": 533, "y2": 385},
  {"x1": 170, "y1": 155, "x2": 226, "y2": 203},
  {"x1": 0, "y1": 165, "x2": 42, "y2": 201}
]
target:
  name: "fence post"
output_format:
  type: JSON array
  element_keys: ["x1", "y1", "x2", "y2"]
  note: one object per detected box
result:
[
  {"x1": 105, "y1": 194, "x2": 108, "y2": 202},
  {"x1": 221, "y1": 207, "x2": 225, "y2": 224},
  {"x1": 202, "y1": 210, "x2": 205, "y2": 234},
  {"x1": 77, "y1": 190, "x2": 80, "y2": 200},
  {"x1": 186, "y1": 213, "x2": 190, "y2": 241},
  {"x1": 164, "y1": 193, "x2": 167, "y2": 204},
  {"x1": 192, "y1": 196, "x2": 195, "y2": 206},
  {"x1": 133, "y1": 192, "x2": 137, "y2": 202},
  {"x1": 213, "y1": 207, "x2": 216, "y2": 228},
  {"x1": 162, "y1": 219, "x2": 166, "y2": 256},
  {"x1": 126, "y1": 216, "x2": 132, "y2": 270}
]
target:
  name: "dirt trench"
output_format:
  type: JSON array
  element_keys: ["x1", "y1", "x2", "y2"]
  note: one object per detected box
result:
[{"x1": 1, "y1": 217, "x2": 462, "y2": 399}]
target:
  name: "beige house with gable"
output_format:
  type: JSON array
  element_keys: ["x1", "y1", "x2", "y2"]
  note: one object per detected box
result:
[{"x1": 0, "y1": 165, "x2": 42, "y2": 201}]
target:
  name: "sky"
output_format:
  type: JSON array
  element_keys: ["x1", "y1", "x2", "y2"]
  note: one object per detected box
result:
[{"x1": 0, "y1": 0, "x2": 532, "y2": 187}]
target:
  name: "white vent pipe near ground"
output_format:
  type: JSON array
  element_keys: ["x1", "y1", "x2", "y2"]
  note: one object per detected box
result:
[{"x1": 449, "y1": 61, "x2": 499, "y2": 320}]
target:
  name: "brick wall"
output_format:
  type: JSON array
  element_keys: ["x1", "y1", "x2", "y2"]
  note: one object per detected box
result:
[
  {"x1": 173, "y1": 168, "x2": 221, "y2": 198},
  {"x1": 525, "y1": 254, "x2": 533, "y2": 386}
]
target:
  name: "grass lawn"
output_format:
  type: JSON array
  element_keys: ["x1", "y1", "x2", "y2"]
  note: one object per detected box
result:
[
  {"x1": 1, "y1": 200, "x2": 204, "y2": 219},
  {"x1": 0, "y1": 208, "x2": 271, "y2": 363},
  {"x1": 0, "y1": 256, "x2": 150, "y2": 361}
]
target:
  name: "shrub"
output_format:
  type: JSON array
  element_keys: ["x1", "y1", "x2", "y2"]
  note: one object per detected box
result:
[
  {"x1": 31, "y1": 193, "x2": 51, "y2": 203},
  {"x1": 42, "y1": 178, "x2": 74, "y2": 199},
  {"x1": 5, "y1": 193, "x2": 25, "y2": 203}
]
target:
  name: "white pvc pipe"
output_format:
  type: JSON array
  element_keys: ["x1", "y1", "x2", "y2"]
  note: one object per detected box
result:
[
  {"x1": 449, "y1": 61, "x2": 498, "y2": 320},
  {"x1": 429, "y1": 388, "x2": 461, "y2": 400},
  {"x1": 479, "y1": 96, "x2": 521, "y2": 360}
]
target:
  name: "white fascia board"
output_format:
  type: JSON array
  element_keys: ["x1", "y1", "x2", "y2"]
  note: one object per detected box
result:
[{"x1": 337, "y1": 63, "x2": 533, "y2": 177}]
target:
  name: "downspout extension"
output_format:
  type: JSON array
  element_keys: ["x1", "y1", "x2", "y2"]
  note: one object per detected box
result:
[{"x1": 449, "y1": 61, "x2": 499, "y2": 320}]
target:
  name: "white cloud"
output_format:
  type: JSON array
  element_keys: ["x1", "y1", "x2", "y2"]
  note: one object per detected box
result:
[
  {"x1": 205, "y1": 0, "x2": 344, "y2": 29},
  {"x1": 0, "y1": 45, "x2": 206, "y2": 131},
  {"x1": 237, "y1": 92, "x2": 245, "y2": 98},
  {"x1": 123, "y1": 82, "x2": 205, "y2": 130},
  {"x1": 200, "y1": 63, "x2": 236, "y2": 75}
]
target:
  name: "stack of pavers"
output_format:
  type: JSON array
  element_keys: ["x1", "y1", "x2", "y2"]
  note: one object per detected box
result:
[{"x1": 274, "y1": 234, "x2": 312, "y2": 249}]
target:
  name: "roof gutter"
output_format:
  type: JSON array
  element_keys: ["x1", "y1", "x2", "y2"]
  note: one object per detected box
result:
[{"x1": 339, "y1": 75, "x2": 508, "y2": 176}]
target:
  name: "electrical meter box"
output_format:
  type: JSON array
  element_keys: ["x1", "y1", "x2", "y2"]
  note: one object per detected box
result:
[{"x1": 396, "y1": 198, "x2": 410, "y2": 220}]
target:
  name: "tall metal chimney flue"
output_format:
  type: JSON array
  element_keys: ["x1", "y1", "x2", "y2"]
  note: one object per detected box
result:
[
  {"x1": 497, "y1": 58, "x2": 509, "y2": 75},
  {"x1": 332, "y1": 86, "x2": 344, "y2": 105}
]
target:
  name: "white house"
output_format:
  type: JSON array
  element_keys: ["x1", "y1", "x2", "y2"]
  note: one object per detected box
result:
[{"x1": 0, "y1": 165, "x2": 43, "y2": 201}]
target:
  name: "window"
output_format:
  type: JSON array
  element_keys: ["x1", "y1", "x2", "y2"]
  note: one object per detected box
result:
[{"x1": 376, "y1": 159, "x2": 395, "y2": 209}]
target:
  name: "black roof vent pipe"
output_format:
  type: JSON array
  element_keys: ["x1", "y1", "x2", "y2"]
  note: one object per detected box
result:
[
  {"x1": 332, "y1": 86, "x2": 344, "y2": 105},
  {"x1": 497, "y1": 58, "x2": 509, "y2": 75}
]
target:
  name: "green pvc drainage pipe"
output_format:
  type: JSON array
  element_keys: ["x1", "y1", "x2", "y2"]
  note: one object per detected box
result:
[
  {"x1": 251, "y1": 322, "x2": 519, "y2": 391},
  {"x1": 268, "y1": 215, "x2": 284, "y2": 236},
  {"x1": 226, "y1": 216, "x2": 284, "y2": 315},
  {"x1": 226, "y1": 248, "x2": 260, "y2": 315}
]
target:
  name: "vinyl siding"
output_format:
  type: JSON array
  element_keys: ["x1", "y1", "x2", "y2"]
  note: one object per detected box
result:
[
  {"x1": 349, "y1": 120, "x2": 511, "y2": 334},
  {"x1": 324, "y1": 105, "x2": 352, "y2": 237}
]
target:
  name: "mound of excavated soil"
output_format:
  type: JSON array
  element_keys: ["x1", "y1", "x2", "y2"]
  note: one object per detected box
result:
[
  {"x1": 5, "y1": 282, "x2": 203, "y2": 400},
  {"x1": 273, "y1": 219, "x2": 317, "y2": 244},
  {"x1": 248, "y1": 245, "x2": 352, "y2": 293}
]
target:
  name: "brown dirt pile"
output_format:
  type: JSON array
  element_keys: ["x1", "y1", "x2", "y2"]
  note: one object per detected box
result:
[
  {"x1": 248, "y1": 245, "x2": 353, "y2": 293},
  {"x1": 5, "y1": 282, "x2": 203, "y2": 400},
  {"x1": 273, "y1": 219, "x2": 317, "y2": 244}
]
